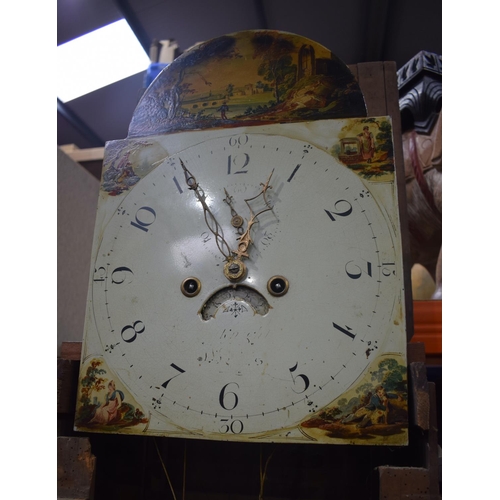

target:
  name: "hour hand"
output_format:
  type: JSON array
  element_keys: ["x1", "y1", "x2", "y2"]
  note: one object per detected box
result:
[
  {"x1": 223, "y1": 189, "x2": 245, "y2": 234},
  {"x1": 180, "y1": 159, "x2": 198, "y2": 190},
  {"x1": 233, "y1": 169, "x2": 274, "y2": 261}
]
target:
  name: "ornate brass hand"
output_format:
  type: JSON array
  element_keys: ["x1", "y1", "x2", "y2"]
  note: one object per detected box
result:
[
  {"x1": 223, "y1": 189, "x2": 245, "y2": 235},
  {"x1": 179, "y1": 158, "x2": 233, "y2": 261},
  {"x1": 232, "y1": 169, "x2": 275, "y2": 261},
  {"x1": 180, "y1": 159, "x2": 273, "y2": 283}
]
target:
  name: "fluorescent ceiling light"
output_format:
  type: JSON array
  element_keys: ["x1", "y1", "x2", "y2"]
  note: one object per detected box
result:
[{"x1": 58, "y1": 19, "x2": 150, "y2": 102}]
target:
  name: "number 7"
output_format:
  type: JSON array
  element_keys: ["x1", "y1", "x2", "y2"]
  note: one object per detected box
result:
[{"x1": 161, "y1": 363, "x2": 186, "y2": 389}]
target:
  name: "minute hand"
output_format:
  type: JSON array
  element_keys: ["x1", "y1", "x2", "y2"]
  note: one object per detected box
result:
[{"x1": 179, "y1": 158, "x2": 233, "y2": 260}]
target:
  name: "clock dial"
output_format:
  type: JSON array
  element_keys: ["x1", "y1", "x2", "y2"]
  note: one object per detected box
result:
[{"x1": 88, "y1": 131, "x2": 405, "y2": 439}]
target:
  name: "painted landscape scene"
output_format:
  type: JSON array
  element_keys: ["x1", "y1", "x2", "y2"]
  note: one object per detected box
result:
[{"x1": 129, "y1": 30, "x2": 367, "y2": 137}]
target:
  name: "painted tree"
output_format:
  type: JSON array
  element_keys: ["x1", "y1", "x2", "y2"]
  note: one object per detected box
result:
[
  {"x1": 79, "y1": 359, "x2": 106, "y2": 405},
  {"x1": 370, "y1": 358, "x2": 407, "y2": 393},
  {"x1": 251, "y1": 32, "x2": 297, "y2": 104}
]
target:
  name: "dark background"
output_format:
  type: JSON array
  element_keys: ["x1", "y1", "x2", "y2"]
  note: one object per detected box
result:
[{"x1": 57, "y1": 0, "x2": 442, "y2": 150}]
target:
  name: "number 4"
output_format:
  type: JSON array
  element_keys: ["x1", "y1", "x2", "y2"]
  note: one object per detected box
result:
[{"x1": 333, "y1": 322, "x2": 356, "y2": 339}]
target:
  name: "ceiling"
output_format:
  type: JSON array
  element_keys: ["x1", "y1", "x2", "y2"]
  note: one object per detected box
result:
[{"x1": 57, "y1": 0, "x2": 442, "y2": 152}]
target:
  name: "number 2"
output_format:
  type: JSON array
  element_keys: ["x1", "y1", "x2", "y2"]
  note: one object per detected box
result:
[{"x1": 324, "y1": 200, "x2": 353, "y2": 221}]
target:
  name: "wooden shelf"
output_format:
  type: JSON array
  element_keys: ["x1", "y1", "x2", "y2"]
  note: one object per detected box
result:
[{"x1": 411, "y1": 300, "x2": 442, "y2": 363}]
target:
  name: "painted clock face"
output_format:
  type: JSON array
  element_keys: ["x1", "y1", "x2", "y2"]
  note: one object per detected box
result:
[{"x1": 87, "y1": 128, "x2": 406, "y2": 440}]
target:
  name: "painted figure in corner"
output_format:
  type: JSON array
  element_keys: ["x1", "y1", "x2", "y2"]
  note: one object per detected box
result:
[
  {"x1": 358, "y1": 126, "x2": 375, "y2": 162},
  {"x1": 341, "y1": 385, "x2": 402, "y2": 428},
  {"x1": 90, "y1": 380, "x2": 124, "y2": 425}
]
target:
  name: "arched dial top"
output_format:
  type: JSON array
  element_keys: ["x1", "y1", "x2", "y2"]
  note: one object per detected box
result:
[
  {"x1": 91, "y1": 131, "x2": 403, "y2": 439},
  {"x1": 128, "y1": 30, "x2": 366, "y2": 138}
]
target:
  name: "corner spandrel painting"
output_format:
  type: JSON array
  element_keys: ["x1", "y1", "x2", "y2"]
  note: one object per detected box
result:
[
  {"x1": 334, "y1": 116, "x2": 395, "y2": 181},
  {"x1": 300, "y1": 355, "x2": 408, "y2": 445},
  {"x1": 75, "y1": 357, "x2": 149, "y2": 434},
  {"x1": 129, "y1": 30, "x2": 367, "y2": 137}
]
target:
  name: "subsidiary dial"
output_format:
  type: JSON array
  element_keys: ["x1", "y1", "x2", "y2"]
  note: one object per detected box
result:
[{"x1": 200, "y1": 285, "x2": 271, "y2": 320}]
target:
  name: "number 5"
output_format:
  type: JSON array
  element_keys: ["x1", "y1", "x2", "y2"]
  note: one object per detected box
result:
[{"x1": 289, "y1": 363, "x2": 310, "y2": 394}]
